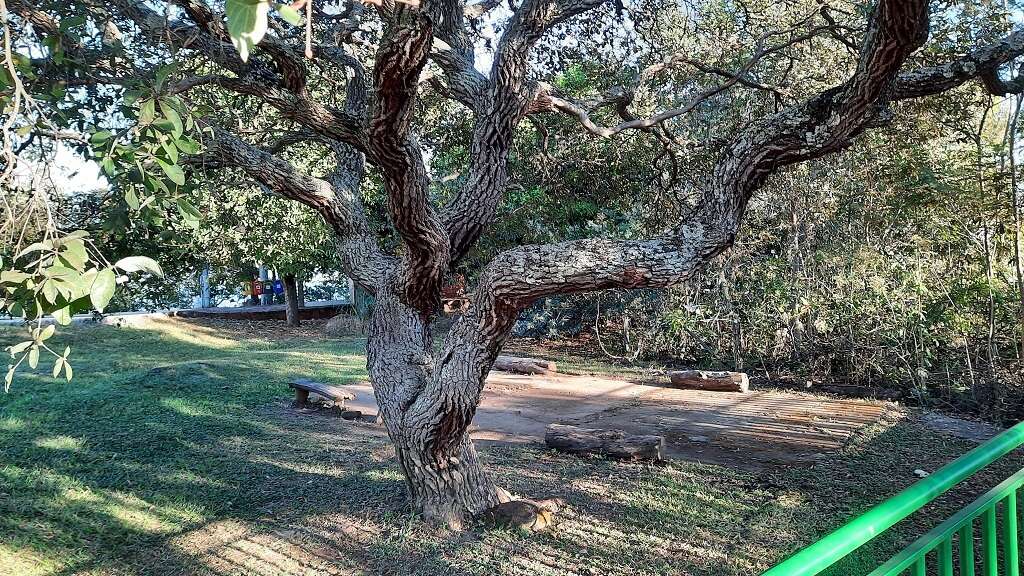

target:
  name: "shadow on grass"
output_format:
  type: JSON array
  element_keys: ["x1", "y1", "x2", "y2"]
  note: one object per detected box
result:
[
  {"x1": 2, "y1": 321, "x2": 1023, "y2": 575},
  {"x1": 0, "y1": 322, "x2": 389, "y2": 575}
]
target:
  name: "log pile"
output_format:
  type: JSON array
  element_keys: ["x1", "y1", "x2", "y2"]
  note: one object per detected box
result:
[
  {"x1": 492, "y1": 355, "x2": 557, "y2": 375},
  {"x1": 544, "y1": 424, "x2": 664, "y2": 461},
  {"x1": 667, "y1": 370, "x2": 749, "y2": 392}
]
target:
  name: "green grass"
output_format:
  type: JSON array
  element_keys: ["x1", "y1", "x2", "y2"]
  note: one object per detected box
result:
[{"x1": 1, "y1": 319, "x2": 1022, "y2": 575}]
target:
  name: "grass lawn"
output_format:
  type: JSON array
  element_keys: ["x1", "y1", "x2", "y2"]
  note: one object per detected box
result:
[{"x1": 1, "y1": 318, "x2": 1022, "y2": 576}]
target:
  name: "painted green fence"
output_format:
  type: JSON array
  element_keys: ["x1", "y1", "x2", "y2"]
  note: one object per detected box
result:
[{"x1": 762, "y1": 421, "x2": 1024, "y2": 576}]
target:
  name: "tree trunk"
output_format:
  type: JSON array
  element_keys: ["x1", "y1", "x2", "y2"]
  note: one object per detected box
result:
[
  {"x1": 283, "y1": 273, "x2": 300, "y2": 327},
  {"x1": 391, "y1": 433, "x2": 506, "y2": 526},
  {"x1": 365, "y1": 288, "x2": 508, "y2": 527}
]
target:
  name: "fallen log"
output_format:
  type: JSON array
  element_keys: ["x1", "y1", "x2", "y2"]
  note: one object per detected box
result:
[
  {"x1": 493, "y1": 355, "x2": 557, "y2": 375},
  {"x1": 667, "y1": 370, "x2": 749, "y2": 392},
  {"x1": 545, "y1": 424, "x2": 664, "y2": 461}
]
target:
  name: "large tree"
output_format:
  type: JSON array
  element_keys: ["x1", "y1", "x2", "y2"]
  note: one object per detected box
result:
[{"x1": 7, "y1": 0, "x2": 1024, "y2": 526}]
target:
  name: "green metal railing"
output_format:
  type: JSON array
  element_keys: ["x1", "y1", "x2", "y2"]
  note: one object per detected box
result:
[{"x1": 762, "y1": 421, "x2": 1024, "y2": 576}]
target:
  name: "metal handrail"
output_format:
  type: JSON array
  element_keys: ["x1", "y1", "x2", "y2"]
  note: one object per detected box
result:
[
  {"x1": 761, "y1": 420, "x2": 1024, "y2": 576},
  {"x1": 867, "y1": 467, "x2": 1024, "y2": 576}
]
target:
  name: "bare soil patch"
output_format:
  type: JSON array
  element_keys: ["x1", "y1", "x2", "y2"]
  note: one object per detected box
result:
[{"x1": 331, "y1": 371, "x2": 890, "y2": 470}]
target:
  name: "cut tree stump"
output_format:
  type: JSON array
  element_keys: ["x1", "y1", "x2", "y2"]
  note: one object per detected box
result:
[
  {"x1": 545, "y1": 424, "x2": 664, "y2": 461},
  {"x1": 492, "y1": 355, "x2": 557, "y2": 375},
  {"x1": 667, "y1": 370, "x2": 749, "y2": 392}
]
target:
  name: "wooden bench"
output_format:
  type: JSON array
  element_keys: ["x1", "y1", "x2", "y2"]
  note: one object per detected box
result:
[{"x1": 289, "y1": 379, "x2": 355, "y2": 408}]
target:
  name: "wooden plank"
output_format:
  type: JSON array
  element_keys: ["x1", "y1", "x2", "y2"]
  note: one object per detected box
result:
[
  {"x1": 667, "y1": 370, "x2": 749, "y2": 392},
  {"x1": 545, "y1": 424, "x2": 664, "y2": 461}
]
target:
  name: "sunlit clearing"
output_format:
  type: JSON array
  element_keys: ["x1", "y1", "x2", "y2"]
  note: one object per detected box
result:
[{"x1": 33, "y1": 435, "x2": 85, "y2": 452}]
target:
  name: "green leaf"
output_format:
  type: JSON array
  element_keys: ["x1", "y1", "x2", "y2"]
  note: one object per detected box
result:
[
  {"x1": 160, "y1": 102, "x2": 183, "y2": 137},
  {"x1": 277, "y1": 4, "x2": 302, "y2": 25},
  {"x1": 175, "y1": 136, "x2": 200, "y2": 155},
  {"x1": 8, "y1": 341, "x2": 31, "y2": 355},
  {"x1": 44, "y1": 265, "x2": 76, "y2": 279},
  {"x1": 28, "y1": 346, "x2": 38, "y2": 369},
  {"x1": 41, "y1": 278, "x2": 59, "y2": 304},
  {"x1": 0, "y1": 270, "x2": 31, "y2": 284},
  {"x1": 176, "y1": 198, "x2": 201, "y2": 228},
  {"x1": 225, "y1": 0, "x2": 270, "y2": 62},
  {"x1": 52, "y1": 305, "x2": 72, "y2": 325},
  {"x1": 90, "y1": 268, "x2": 116, "y2": 312},
  {"x1": 155, "y1": 63, "x2": 177, "y2": 90},
  {"x1": 68, "y1": 295, "x2": 93, "y2": 316},
  {"x1": 153, "y1": 118, "x2": 177, "y2": 133},
  {"x1": 64, "y1": 361, "x2": 73, "y2": 381},
  {"x1": 114, "y1": 256, "x2": 164, "y2": 276},
  {"x1": 53, "y1": 356, "x2": 64, "y2": 378},
  {"x1": 16, "y1": 240, "x2": 52, "y2": 260},
  {"x1": 39, "y1": 324, "x2": 55, "y2": 342},
  {"x1": 125, "y1": 188, "x2": 140, "y2": 210},
  {"x1": 73, "y1": 269, "x2": 97, "y2": 300},
  {"x1": 162, "y1": 139, "x2": 179, "y2": 163},
  {"x1": 157, "y1": 159, "x2": 185, "y2": 186},
  {"x1": 90, "y1": 130, "x2": 112, "y2": 144},
  {"x1": 60, "y1": 238, "x2": 88, "y2": 270},
  {"x1": 139, "y1": 99, "x2": 156, "y2": 124}
]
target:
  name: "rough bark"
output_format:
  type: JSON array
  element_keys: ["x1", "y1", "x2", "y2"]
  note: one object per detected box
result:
[
  {"x1": 283, "y1": 273, "x2": 300, "y2": 327},
  {"x1": 366, "y1": 287, "x2": 509, "y2": 527}
]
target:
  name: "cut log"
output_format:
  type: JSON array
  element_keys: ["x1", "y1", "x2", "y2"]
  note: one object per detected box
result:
[
  {"x1": 492, "y1": 355, "x2": 557, "y2": 375},
  {"x1": 667, "y1": 370, "x2": 749, "y2": 392},
  {"x1": 545, "y1": 424, "x2": 664, "y2": 461}
]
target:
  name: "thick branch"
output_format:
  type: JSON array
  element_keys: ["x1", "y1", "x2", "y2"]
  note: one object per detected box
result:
[
  {"x1": 369, "y1": 7, "x2": 449, "y2": 313},
  {"x1": 463, "y1": 0, "x2": 931, "y2": 369},
  {"x1": 201, "y1": 125, "x2": 391, "y2": 289},
  {"x1": 892, "y1": 28, "x2": 1024, "y2": 99},
  {"x1": 99, "y1": 0, "x2": 369, "y2": 151},
  {"x1": 441, "y1": 0, "x2": 611, "y2": 264}
]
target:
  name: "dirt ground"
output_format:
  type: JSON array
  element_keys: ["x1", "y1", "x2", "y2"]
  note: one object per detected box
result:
[
  {"x1": 322, "y1": 371, "x2": 892, "y2": 469},
  {"x1": 130, "y1": 318, "x2": 933, "y2": 468}
]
